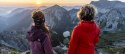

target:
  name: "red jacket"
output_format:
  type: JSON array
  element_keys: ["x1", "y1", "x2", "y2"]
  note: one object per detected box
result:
[{"x1": 68, "y1": 20, "x2": 100, "y2": 54}]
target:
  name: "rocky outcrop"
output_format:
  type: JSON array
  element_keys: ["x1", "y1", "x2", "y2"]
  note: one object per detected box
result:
[
  {"x1": 96, "y1": 8, "x2": 125, "y2": 32},
  {"x1": 91, "y1": 0, "x2": 125, "y2": 9},
  {"x1": 43, "y1": 5, "x2": 71, "y2": 32},
  {"x1": 91, "y1": 0, "x2": 125, "y2": 14},
  {"x1": 0, "y1": 31, "x2": 29, "y2": 52}
]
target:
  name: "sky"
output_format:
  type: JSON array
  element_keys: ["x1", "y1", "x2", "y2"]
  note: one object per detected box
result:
[{"x1": 0, "y1": 0, "x2": 125, "y2": 7}]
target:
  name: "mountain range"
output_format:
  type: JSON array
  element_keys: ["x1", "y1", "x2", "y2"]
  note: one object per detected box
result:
[{"x1": 0, "y1": 0, "x2": 125, "y2": 51}]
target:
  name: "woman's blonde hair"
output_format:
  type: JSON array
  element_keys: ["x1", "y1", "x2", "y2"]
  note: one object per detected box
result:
[{"x1": 77, "y1": 4, "x2": 97, "y2": 21}]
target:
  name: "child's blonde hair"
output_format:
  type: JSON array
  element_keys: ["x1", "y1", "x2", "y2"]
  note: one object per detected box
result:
[{"x1": 77, "y1": 4, "x2": 97, "y2": 21}]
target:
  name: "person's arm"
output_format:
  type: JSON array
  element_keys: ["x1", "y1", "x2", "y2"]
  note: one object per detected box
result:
[
  {"x1": 43, "y1": 36, "x2": 54, "y2": 54},
  {"x1": 94, "y1": 27, "x2": 100, "y2": 46},
  {"x1": 68, "y1": 27, "x2": 79, "y2": 54},
  {"x1": 94, "y1": 34, "x2": 99, "y2": 45},
  {"x1": 27, "y1": 32, "x2": 39, "y2": 42}
]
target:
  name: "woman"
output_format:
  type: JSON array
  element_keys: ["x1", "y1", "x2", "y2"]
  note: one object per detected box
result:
[
  {"x1": 27, "y1": 10, "x2": 53, "y2": 54},
  {"x1": 68, "y1": 4, "x2": 100, "y2": 54}
]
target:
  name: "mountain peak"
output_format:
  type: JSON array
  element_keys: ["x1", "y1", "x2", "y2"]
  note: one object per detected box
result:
[
  {"x1": 44, "y1": 4, "x2": 67, "y2": 12},
  {"x1": 50, "y1": 4, "x2": 63, "y2": 9},
  {"x1": 53, "y1": 4, "x2": 60, "y2": 7},
  {"x1": 100, "y1": 0, "x2": 108, "y2": 2}
]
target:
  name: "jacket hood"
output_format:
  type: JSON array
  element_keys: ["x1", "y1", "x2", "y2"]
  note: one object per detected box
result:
[{"x1": 78, "y1": 20, "x2": 97, "y2": 32}]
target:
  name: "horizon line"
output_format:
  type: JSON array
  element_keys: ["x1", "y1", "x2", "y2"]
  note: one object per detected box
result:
[
  {"x1": 0, "y1": 0, "x2": 125, "y2": 7},
  {"x1": 0, "y1": 3, "x2": 88, "y2": 7}
]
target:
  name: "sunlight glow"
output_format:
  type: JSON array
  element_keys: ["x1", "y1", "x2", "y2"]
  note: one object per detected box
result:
[
  {"x1": 35, "y1": 0, "x2": 42, "y2": 6},
  {"x1": 36, "y1": 0, "x2": 41, "y2": 5},
  {"x1": 0, "y1": 0, "x2": 124, "y2": 7}
]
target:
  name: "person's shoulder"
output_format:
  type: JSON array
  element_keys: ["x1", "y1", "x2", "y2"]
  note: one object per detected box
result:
[
  {"x1": 94, "y1": 22, "x2": 100, "y2": 29},
  {"x1": 27, "y1": 27, "x2": 33, "y2": 33},
  {"x1": 74, "y1": 25, "x2": 79, "y2": 29},
  {"x1": 94, "y1": 22, "x2": 100, "y2": 32},
  {"x1": 73, "y1": 25, "x2": 81, "y2": 32},
  {"x1": 28, "y1": 26, "x2": 40, "y2": 34}
]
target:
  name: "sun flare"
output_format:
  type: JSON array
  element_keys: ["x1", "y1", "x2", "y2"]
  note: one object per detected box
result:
[{"x1": 36, "y1": 0, "x2": 41, "y2": 6}]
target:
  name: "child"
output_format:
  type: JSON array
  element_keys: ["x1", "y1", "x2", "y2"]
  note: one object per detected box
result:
[
  {"x1": 27, "y1": 10, "x2": 53, "y2": 54},
  {"x1": 68, "y1": 4, "x2": 100, "y2": 54}
]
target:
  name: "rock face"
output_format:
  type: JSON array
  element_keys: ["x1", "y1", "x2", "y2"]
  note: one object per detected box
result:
[
  {"x1": 96, "y1": 8, "x2": 125, "y2": 32},
  {"x1": 91, "y1": 0, "x2": 125, "y2": 9},
  {"x1": 91, "y1": 0, "x2": 125, "y2": 14},
  {"x1": 0, "y1": 31, "x2": 29, "y2": 51},
  {"x1": 43, "y1": 5, "x2": 71, "y2": 32},
  {"x1": 90, "y1": 0, "x2": 125, "y2": 32}
]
